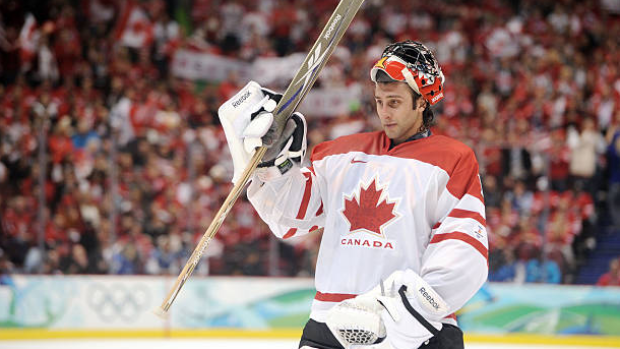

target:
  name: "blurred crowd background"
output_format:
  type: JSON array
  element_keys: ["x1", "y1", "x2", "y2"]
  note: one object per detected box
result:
[{"x1": 0, "y1": 0, "x2": 619, "y2": 286}]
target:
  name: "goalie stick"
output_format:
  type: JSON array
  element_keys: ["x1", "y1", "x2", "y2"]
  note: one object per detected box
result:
[{"x1": 155, "y1": 0, "x2": 366, "y2": 317}]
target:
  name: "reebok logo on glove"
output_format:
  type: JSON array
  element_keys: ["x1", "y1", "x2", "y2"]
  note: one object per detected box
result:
[
  {"x1": 419, "y1": 287, "x2": 440, "y2": 310},
  {"x1": 232, "y1": 90, "x2": 252, "y2": 108}
]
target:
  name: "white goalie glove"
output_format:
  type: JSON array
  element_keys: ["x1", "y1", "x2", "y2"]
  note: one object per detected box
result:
[
  {"x1": 325, "y1": 291, "x2": 387, "y2": 349},
  {"x1": 218, "y1": 81, "x2": 307, "y2": 183},
  {"x1": 326, "y1": 270, "x2": 450, "y2": 349}
]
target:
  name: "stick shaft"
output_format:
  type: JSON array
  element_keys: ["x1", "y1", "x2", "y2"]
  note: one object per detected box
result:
[
  {"x1": 159, "y1": 147, "x2": 266, "y2": 313},
  {"x1": 272, "y1": 0, "x2": 366, "y2": 133},
  {"x1": 158, "y1": 0, "x2": 365, "y2": 315}
]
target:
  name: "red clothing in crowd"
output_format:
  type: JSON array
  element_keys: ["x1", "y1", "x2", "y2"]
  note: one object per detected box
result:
[
  {"x1": 596, "y1": 259, "x2": 620, "y2": 287},
  {"x1": 596, "y1": 272, "x2": 620, "y2": 286},
  {"x1": 48, "y1": 134, "x2": 74, "y2": 164}
]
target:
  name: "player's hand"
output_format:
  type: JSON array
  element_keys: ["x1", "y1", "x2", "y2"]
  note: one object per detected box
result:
[
  {"x1": 242, "y1": 87, "x2": 282, "y2": 151},
  {"x1": 252, "y1": 111, "x2": 306, "y2": 181},
  {"x1": 243, "y1": 89, "x2": 307, "y2": 181}
]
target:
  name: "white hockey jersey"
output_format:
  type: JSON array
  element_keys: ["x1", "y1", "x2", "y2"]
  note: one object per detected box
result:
[{"x1": 247, "y1": 131, "x2": 488, "y2": 325}]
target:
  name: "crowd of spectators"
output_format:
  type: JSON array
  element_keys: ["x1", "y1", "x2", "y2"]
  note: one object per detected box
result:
[{"x1": 0, "y1": 0, "x2": 618, "y2": 284}]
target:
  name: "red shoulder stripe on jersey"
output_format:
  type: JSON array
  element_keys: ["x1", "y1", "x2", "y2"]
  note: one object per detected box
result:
[
  {"x1": 443, "y1": 152, "x2": 484, "y2": 204},
  {"x1": 447, "y1": 176, "x2": 484, "y2": 203},
  {"x1": 312, "y1": 134, "x2": 484, "y2": 204},
  {"x1": 315, "y1": 291, "x2": 357, "y2": 302},
  {"x1": 283, "y1": 228, "x2": 297, "y2": 239},
  {"x1": 394, "y1": 136, "x2": 484, "y2": 204},
  {"x1": 430, "y1": 232, "x2": 488, "y2": 261},
  {"x1": 448, "y1": 209, "x2": 486, "y2": 227}
]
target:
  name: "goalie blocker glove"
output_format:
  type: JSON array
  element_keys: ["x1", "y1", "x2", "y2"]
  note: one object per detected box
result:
[{"x1": 218, "y1": 81, "x2": 307, "y2": 183}]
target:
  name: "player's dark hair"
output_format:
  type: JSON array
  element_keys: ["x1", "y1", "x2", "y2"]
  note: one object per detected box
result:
[{"x1": 374, "y1": 70, "x2": 435, "y2": 132}]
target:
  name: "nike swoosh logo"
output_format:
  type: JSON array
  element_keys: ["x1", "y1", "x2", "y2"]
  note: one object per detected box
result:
[{"x1": 351, "y1": 159, "x2": 367, "y2": 164}]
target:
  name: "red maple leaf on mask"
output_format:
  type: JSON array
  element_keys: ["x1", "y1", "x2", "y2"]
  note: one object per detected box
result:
[{"x1": 342, "y1": 179, "x2": 397, "y2": 236}]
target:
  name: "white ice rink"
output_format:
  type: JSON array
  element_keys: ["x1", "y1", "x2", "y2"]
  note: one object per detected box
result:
[{"x1": 0, "y1": 339, "x2": 612, "y2": 349}]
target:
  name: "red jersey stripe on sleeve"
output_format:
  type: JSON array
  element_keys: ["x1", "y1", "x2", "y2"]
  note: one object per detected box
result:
[
  {"x1": 316, "y1": 202, "x2": 324, "y2": 216},
  {"x1": 430, "y1": 232, "x2": 488, "y2": 261},
  {"x1": 433, "y1": 209, "x2": 486, "y2": 231},
  {"x1": 296, "y1": 172, "x2": 313, "y2": 219},
  {"x1": 283, "y1": 228, "x2": 297, "y2": 239},
  {"x1": 448, "y1": 208, "x2": 486, "y2": 227},
  {"x1": 281, "y1": 173, "x2": 314, "y2": 240}
]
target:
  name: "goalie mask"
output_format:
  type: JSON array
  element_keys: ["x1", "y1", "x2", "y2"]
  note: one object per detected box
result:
[{"x1": 370, "y1": 41, "x2": 445, "y2": 106}]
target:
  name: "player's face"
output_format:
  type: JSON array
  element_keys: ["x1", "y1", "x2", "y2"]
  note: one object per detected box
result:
[{"x1": 375, "y1": 82, "x2": 424, "y2": 145}]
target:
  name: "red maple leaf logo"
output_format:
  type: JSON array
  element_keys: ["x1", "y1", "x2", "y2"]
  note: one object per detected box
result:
[{"x1": 342, "y1": 179, "x2": 397, "y2": 237}]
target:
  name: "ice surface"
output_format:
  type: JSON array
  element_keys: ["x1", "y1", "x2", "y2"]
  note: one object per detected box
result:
[{"x1": 0, "y1": 339, "x2": 610, "y2": 349}]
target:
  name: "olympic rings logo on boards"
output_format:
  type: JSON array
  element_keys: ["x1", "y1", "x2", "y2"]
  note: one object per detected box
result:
[{"x1": 86, "y1": 282, "x2": 151, "y2": 322}]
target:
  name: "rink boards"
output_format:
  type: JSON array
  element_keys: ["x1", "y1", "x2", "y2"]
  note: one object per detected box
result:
[{"x1": 1, "y1": 275, "x2": 619, "y2": 347}]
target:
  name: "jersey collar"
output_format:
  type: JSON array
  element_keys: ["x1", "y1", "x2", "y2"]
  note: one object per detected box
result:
[{"x1": 388, "y1": 129, "x2": 431, "y2": 150}]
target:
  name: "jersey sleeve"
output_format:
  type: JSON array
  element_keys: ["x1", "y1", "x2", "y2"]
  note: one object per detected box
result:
[
  {"x1": 422, "y1": 148, "x2": 489, "y2": 315},
  {"x1": 247, "y1": 165, "x2": 325, "y2": 239}
]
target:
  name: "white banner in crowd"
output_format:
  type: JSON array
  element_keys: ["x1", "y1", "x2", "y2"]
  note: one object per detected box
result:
[
  {"x1": 171, "y1": 50, "x2": 361, "y2": 117},
  {"x1": 171, "y1": 50, "x2": 251, "y2": 82},
  {"x1": 252, "y1": 53, "x2": 306, "y2": 86},
  {"x1": 299, "y1": 84, "x2": 362, "y2": 117}
]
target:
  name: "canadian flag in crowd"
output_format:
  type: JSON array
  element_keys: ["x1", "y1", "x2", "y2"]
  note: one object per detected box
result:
[
  {"x1": 115, "y1": 1, "x2": 154, "y2": 48},
  {"x1": 18, "y1": 13, "x2": 39, "y2": 62}
]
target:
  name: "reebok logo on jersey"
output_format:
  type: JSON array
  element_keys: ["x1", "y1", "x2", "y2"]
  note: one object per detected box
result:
[{"x1": 232, "y1": 90, "x2": 251, "y2": 108}]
